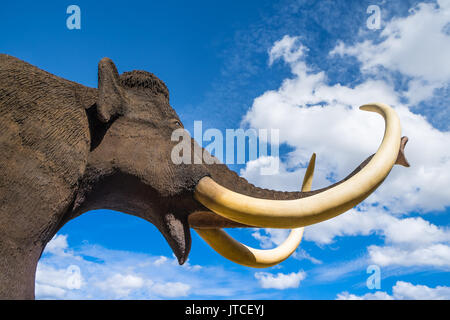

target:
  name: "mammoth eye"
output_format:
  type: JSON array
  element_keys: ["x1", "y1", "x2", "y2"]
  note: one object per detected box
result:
[{"x1": 171, "y1": 119, "x2": 182, "y2": 128}]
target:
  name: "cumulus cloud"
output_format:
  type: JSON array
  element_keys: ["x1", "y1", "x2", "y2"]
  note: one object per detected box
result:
[
  {"x1": 97, "y1": 273, "x2": 145, "y2": 298},
  {"x1": 337, "y1": 281, "x2": 450, "y2": 300},
  {"x1": 241, "y1": 5, "x2": 450, "y2": 275},
  {"x1": 45, "y1": 234, "x2": 69, "y2": 254},
  {"x1": 254, "y1": 270, "x2": 306, "y2": 289},
  {"x1": 35, "y1": 284, "x2": 67, "y2": 300},
  {"x1": 292, "y1": 249, "x2": 322, "y2": 265},
  {"x1": 242, "y1": 34, "x2": 450, "y2": 214},
  {"x1": 35, "y1": 263, "x2": 84, "y2": 299},
  {"x1": 268, "y1": 35, "x2": 307, "y2": 66},
  {"x1": 368, "y1": 244, "x2": 450, "y2": 268},
  {"x1": 251, "y1": 203, "x2": 450, "y2": 269},
  {"x1": 331, "y1": 0, "x2": 450, "y2": 104},
  {"x1": 250, "y1": 228, "x2": 322, "y2": 265},
  {"x1": 392, "y1": 281, "x2": 450, "y2": 299},
  {"x1": 151, "y1": 282, "x2": 190, "y2": 298},
  {"x1": 241, "y1": 155, "x2": 330, "y2": 193},
  {"x1": 44, "y1": 234, "x2": 77, "y2": 258},
  {"x1": 336, "y1": 290, "x2": 393, "y2": 300},
  {"x1": 154, "y1": 256, "x2": 168, "y2": 266},
  {"x1": 95, "y1": 271, "x2": 190, "y2": 298},
  {"x1": 36, "y1": 234, "x2": 260, "y2": 299},
  {"x1": 304, "y1": 207, "x2": 450, "y2": 246},
  {"x1": 251, "y1": 228, "x2": 292, "y2": 249}
]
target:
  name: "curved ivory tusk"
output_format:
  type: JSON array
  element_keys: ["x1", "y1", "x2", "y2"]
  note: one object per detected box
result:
[
  {"x1": 194, "y1": 227, "x2": 304, "y2": 268},
  {"x1": 194, "y1": 103, "x2": 401, "y2": 228},
  {"x1": 301, "y1": 153, "x2": 316, "y2": 192},
  {"x1": 194, "y1": 153, "x2": 316, "y2": 268}
]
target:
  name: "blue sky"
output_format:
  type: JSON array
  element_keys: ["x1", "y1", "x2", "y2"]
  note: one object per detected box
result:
[{"x1": 1, "y1": 0, "x2": 449, "y2": 299}]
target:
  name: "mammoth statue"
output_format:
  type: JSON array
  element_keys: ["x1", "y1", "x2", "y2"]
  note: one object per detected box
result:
[{"x1": 0, "y1": 54, "x2": 409, "y2": 299}]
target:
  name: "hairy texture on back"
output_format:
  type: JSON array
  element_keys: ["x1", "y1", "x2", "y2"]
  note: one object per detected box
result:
[{"x1": 0, "y1": 54, "x2": 96, "y2": 243}]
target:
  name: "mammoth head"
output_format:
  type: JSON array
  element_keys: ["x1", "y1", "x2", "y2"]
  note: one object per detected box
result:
[
  {"x1": 96, "y1": 58, "x2": 171, "y2": 123},
  {"x1": 90, "y1": 57, "x2": 204, "y2": 195},
  {"x1": 81, "y1": 58, "x2": 409, "y2": 269}
]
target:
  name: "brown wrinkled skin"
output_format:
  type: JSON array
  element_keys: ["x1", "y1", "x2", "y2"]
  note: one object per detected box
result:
[{"x1": 0, "y1": 54, "x2": 405, "y2": 299}]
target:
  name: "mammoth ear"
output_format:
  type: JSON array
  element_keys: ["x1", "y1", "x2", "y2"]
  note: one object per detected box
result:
[{"x1": 97, "y1": 57, "x2": 126, "y2": 123}]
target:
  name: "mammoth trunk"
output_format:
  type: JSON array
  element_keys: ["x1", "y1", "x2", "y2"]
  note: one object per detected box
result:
[{"x1": 157, "y1": 213, "x2": 191, "y2": 265}]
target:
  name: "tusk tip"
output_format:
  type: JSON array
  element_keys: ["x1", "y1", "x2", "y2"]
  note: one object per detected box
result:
[
  {"x1": 396, "y1": 136, "x2": 410, "y2": 167},
  {"x1": 359, "y1": 103, "x2": 388, "y2": 114},
  {"x1": 359, "y1": 104, "x2": 373, "y2": 112}
]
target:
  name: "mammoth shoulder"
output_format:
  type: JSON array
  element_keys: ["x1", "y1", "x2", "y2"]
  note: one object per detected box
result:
[
  {"x1": 0, "y1": 54, "x2": 95, "y2": 186},
  {"x1": 0, "y1": 54, "x2": 97, "y2": 112}
]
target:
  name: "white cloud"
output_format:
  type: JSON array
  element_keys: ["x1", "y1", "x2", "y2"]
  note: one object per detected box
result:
[
  {"x1": 35, "y1": 263, "x2": 84, "y2": 299},
  {"x1": 240, "y1": 22, "x2": 450, "y2": 273},
  {"x1": 331, "y1": 0, "x2": 450, "y2": 104},
  {"x1": 44, "y1": 234, "x2": 75, "y2": 258},
  {"x1": 151, "y1": 282, "x2": 190, "y2": 298},
  {"x1": 96, "y1": 270, "x2": 191, "y2": 298},
  {"x1": 382, "y1": 216, "x2": 450, "y2": 246},
  {"x1": 250, "y1": 228, "x2": 322, "y2": 264},
  {"x1": 254, "y1": 270, "x2": 306, "y2": 289},
  {"x1": 303, "y1": 206, "x2": 450, "y2": 268},
  {"x1": 35, "y1": 284, "x2": 67, "y2": 300},
  {"x1": 154, "y1": 256, "x2": 168, "y2": 266},
  {"x1": 97, "y1": 273, "x2": 145, "y2": 298},
  {"x1": 392, "y1": 281, "x2": 450, "y2": 299},
  {"x1": 303, "y1": 208, "x2": 383, "y2": 245},
  {"x1": 39, "y1": 255, "x2": 193, "y2": 299},
  {"x1": 251, "y1": 228, "x2": 291, "y2": 248},
  {"x1": 368, "y1": 244, "x2": 450, "y2": 268},
  {"x1": 36, "y1": 234, "x2": 260, "y2": 299},
  {"x1": 245, "y1": 172, "x2": 450, "y2": 271},
  {"x1": 269, "y1": 35, "x2": 307, "y2": 66},
  {"x1": 304, "y1": 207, "x2": 450, "y2": 246},
  {"x1": 45, "y1": 234, "x2": 69, "y2": 253},
  {"x1": 337, "y1": 281, "x2": 450, "y2": 300},
  {"x1": 336, "y1": 291, "x2": 393, "y2": 300},
  {"x1": 242, "y1": 35, "x2": 450, "y2": 214},
  {"x1": 241, "y1": 156, "x2": 330, "y2": 193},
  {"x1": 292, "y1": 248, "x2": 322, "y2": 265}
]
